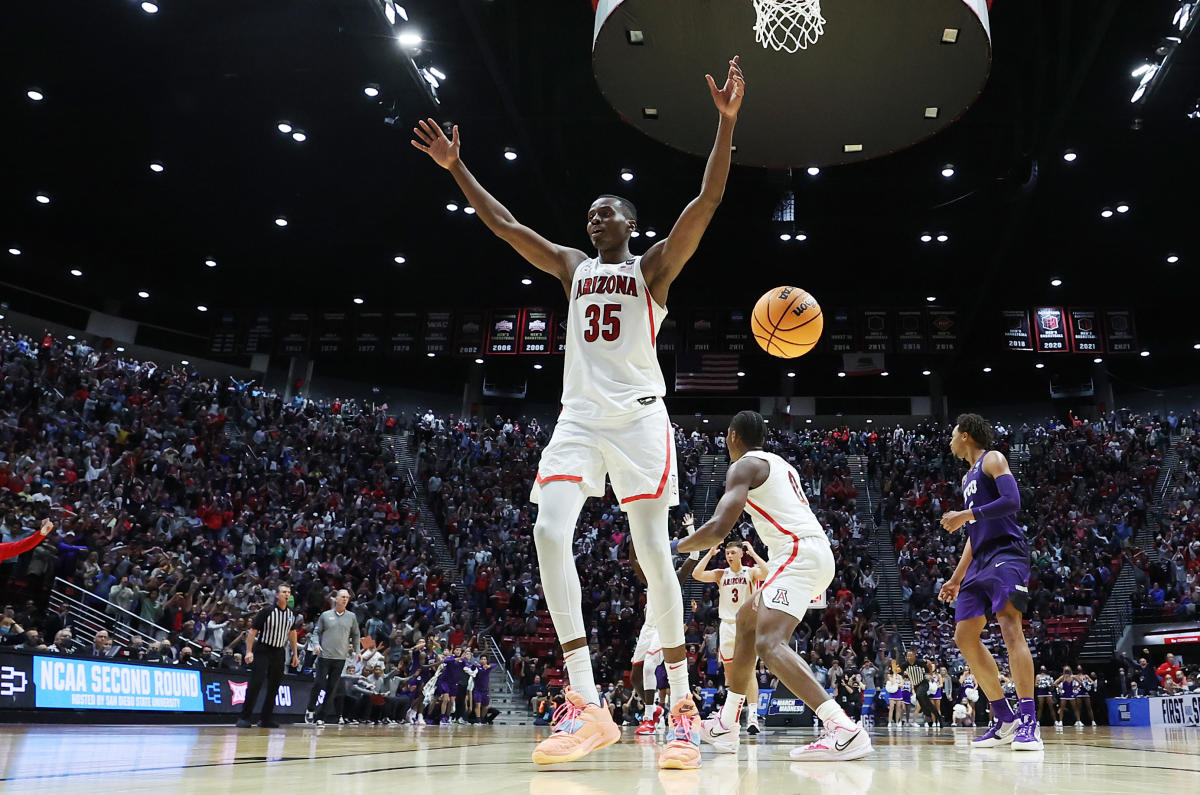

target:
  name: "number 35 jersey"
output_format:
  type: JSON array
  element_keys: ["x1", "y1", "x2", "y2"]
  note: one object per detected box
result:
[{"x1": 561, "y1": 256, "x2": 667, "y2": 420}]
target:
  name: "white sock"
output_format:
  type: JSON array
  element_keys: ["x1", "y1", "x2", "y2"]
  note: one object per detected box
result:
[
  {"x1": 721, "y1": 692, "x2": 746, "y2": 727},
  {"x1": 816, "y1": 699, "x2": 851, "y2": 727},
  {"x1": 666, "y1": 660, "x2": 690, "y2": 706},
  {"x1": 564, "y1": 648, "x2": 600, "y2": 706}
]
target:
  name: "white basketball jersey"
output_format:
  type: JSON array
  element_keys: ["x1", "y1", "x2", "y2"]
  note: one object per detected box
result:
[
  {"x1": 717, "y1": 567, "x2": 755, "y2": 621},
  {"x1": 561, "y1": 256, "x2": 667, "y2": 418},
  {"x1": 741, "y1": 450, "x2": 828, "y2": 560}
]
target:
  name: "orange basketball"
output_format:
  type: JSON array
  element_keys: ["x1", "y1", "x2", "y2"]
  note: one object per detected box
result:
[{"x1": 751, "y1": 286, "x2": 823, "y2": 358}]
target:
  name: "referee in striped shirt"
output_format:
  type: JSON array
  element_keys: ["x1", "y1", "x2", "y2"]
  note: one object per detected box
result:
[
  {"x1": 237, "y1": 584, "x2": 299, "y2": 728},
  {"x1": 905, "y1": 650, "x2": 940, "y2": 727}
]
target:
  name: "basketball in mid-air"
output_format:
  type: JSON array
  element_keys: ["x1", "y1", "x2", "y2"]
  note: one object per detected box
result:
[{"x1": 751, "y1": 286, "x2": 823, "y2": 358}]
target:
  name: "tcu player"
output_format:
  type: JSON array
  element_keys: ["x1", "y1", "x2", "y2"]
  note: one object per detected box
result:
[
  {"x1": 413, "y1": 57, "x2": 745, "y2": 769},
  {"x1": 676, "y1": 411, "x2": 872, "y2": 761},
  {"x1": 692, "y1": 539, "x2": 767, "y2": 734}
]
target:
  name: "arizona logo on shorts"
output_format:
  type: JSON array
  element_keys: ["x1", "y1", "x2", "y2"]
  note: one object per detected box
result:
[{"x1": 771, "y1": 589, "x2": 790, "y2": 606}]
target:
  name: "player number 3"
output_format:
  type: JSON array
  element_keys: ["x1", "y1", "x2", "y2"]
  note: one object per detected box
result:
[{"x1": 583, "y1": 303, "x2": 621, "y2": 342}]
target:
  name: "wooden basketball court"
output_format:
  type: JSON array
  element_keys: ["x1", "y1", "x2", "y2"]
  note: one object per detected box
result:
[{"x1": 0, "y1": 724, "x2": 1196, "y2": 793}]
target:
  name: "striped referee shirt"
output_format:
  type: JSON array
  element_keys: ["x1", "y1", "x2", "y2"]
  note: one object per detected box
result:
[
  {"x1": 906, "y1": 659, "x2": 928, "y2": 687},
  {"x1": 251, "y1": 604, "x2": 296, "y2": 649}
]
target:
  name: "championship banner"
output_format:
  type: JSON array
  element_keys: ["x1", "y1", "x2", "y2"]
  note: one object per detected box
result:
[
  {"x1": 553, "y1": 314, "x2": 568, "y2": 354},
  {"x1": 314, "y1": 312, "x2": 348, "y2": 358},
  {"x1": 687, "y1": 309, "x2": 720, "y2": 352},
  {"x1": 1103, "y1": 309, "x2": 1137, "y2": 353},
  {"x1": 208, "y1": 313, "x2": 238, "y2": 357},
  {"x1": 1067, "y1": 308, "x2": 1102, "y2": 354},
  {"x1": 454, "y1": 312, "x2": 485, "y2": 357},
  {"x1": 927, "y1": 309, "x2": 959, "y2": 352},
  {"x1": 352, "y1": 312, "x2": 385, "y2": 358},
  {"x1": 486, "y1": 309, "x2": 520, "y2": 355},
  {"x1": 824, "y1": 308, "x2": 855, "y2": 353},
  {"x1": 1033, "y1": 306, "x2": 1069, "y2": 353},
  {"x1": 656, "y1": 317, "x2": 678, "y2": 353},
  {"x1": 895, "y1": 310, "x2": 927, "y2": 354},
  {"x1": 723, "y1": 308, "x2": 750, "y2": 352},
  {"x1": 842, "y1": 352, "x2": 885, "y2": 376},
  {"x1": 387, "y1": 312, "x2": 420, "y2": 356},
  {"x1": 276, "y1": 312, "x2": 312, "y2": 356},
  {"x1": 520, "y1": 309, "x2": 552, "y2": 354},
  {"x1": 422, "y1": 311, "x2": 452, "y2": 355},
  {"x1": 1001, "y1": 309, "x2": 1033, "y2": 351},
  {"x1": 242, "y1": 312, "x2": 274, "y2": 355},
  {"x1": 859, "y1": 309, "x2": 891, "y2": 353}
]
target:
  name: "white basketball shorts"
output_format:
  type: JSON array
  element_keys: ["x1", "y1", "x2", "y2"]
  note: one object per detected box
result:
[
  {"x1": 758, "y1": 536, "x2": 835, "y2": 622},
  {"x1": 718, "y1": 620, "x2": 738, "y2": 664},
  {"x1": 631, "y1": 620, "x2": 663, "y2": 667}
]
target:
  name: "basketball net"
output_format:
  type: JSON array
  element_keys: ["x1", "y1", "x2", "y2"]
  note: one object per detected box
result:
[{"x1": 752, "y1": 0, "x2": 825, "y2": 53}]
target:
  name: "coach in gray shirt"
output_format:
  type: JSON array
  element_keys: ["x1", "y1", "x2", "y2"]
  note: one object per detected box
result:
[{"x1": 305, "y1": 589, "x2": 362, "y2": 724}]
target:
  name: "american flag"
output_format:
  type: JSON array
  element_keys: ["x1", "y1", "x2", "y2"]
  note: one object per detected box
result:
[{"x1": 675, "y1": 354, "x2": 740, "y2": 392}]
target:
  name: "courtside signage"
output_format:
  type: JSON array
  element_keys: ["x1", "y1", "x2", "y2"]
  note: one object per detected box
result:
[{"x1": 32, "y1": 656, "x2": 203, "y2": 711}]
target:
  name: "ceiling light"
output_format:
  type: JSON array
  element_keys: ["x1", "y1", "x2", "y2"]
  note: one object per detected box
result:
[
  {"x1": 620, "y1": 168, "x2": 634, "y2": 182},
  {"x1": 982, "y1": 366, "x2": 992, "y2": 373},
  {"x1": 116, "y1": 346, "x2": 125, "y2": 352},
  {"x1": 504, "y1": 147, "x2": 518, "y2": 161},
  {"x1": 149, "y1": 161, "x2": 164, "y2": 173},
  {"x1": 921, "y1": 369, "x2": 931, "y2": 376},
  {"x1": 787, "y1": 371, "x2": 796, "y2": 378},
  {"x1": 181, "y1": 360, "x2": 189, "y2": 366},
  {"x1": 837, "y1": 371, "x2": 846, "y2": 378},
  {"x1": 1116, "y1": 203, "x2": 1130, "y2": 213},
  {"x1": 737, "y1": 371, "x2": 745, "y2": 377},
  {"x1": 474, "y1": 358, "x2": 484, "y2": 364},
  {"x1": 780, "y1": 233, "x2": 792, "y2": 241},
  {"x1": 196, "y1": 305, "x2": 208, "y2": 312},
  {"x1": 363, "y1": 84, "x2": 380, "y2": 98},
  {"x1": 1050, "y1": 278, "x2": 1062, "y2": 286},
  {"x1": 936, "y1": 233, "x2": 949, "y2": 243},
  {"x1": 69, "y1": 269, "x2": 83, "y2": 277},
  {"x1": 446, "y1": 202, "x2": 459, "y2": 212},
  {"x1": 205, "y1": 259, "x2": 217, "y2": 268},
  {"x1": 275, "y1": 217, "x2": 288, "y2": 227},
  {"x1": 137, "y1": 291, "x2": 150, "y2": 299},
  {"x1": 26, "y1": 89, "x2": 44, "y2": 102},
  {"x1": 926, "y1": 296, "x2": 936, "y2": 302},
  {"x1": 7, "y1": 248, "x2": 20, "y2": 256},
  {"x1": 805, "y1": 418, "x2": 813, "y2": 424},
  {"x1": 880, "y1": 371, "x2": 889, "y2": 377},
  {"x1": 1093, "y1": 357, "x2": 1103, "y2": 364},
  {"x1": 1035, "y1": 362, "x2": 1045, "y2": 369},
  {"x1": 941, "y1": 164, "x2": 955, "y2": 177},
  {"x1": 533, "y1": 363, "x2": 543, "y2": 370},
  {"x1": 353, "y1": 297, "x2": 364, "y2": 305},
  {"x1": 397, "y1": 30, "x2": 422, "y2": 48},
  {"x1": 920, "y1": 233, "x2": 932, "y2": 243},
  {"x1": 795, "y1": 233, "x2": 807, "y2": 241},
  {"x1": 66, "y1": 335, "x2": 76, "y2": 341},
  {"x1": 463, "y1": 206, "x2": 476, "y2": 215},
  {"x1": 807, "y1": 167, "x2": 820, "y2": 176},
  {"x1": 141, "y1": 2, "x2": 159, "y2": 13},
  {"x1": 521, "y1": 278, "x2": 532, "y2": 285},
  {"x1": 426, "y1": 352, "x2": 435, "y2": 358},
  {"x1": 428, "y1": 67, "x2": 447, "y2": 81},
  {"x1": 394, "y1": 255, "x2": 406, "y2": 264},
  {"x1": 1063, "y1": 149, "x2": 1077, "y2": 162},
  {"x1": 1166, "y1": 254, "x2": 1179, "y2": 263},
  {"x1": 277, "y1": 121, "x2": 293, "y2": 134},
  {"x1": 291, "y1": 129, "x2": 307, "y2": 142},
  {"x1": 644, "y1": 229, "x2": 657, "y2": 238},
  {"x1": 35, "y1": 193, "x2": 50, "y2": 204},
  {"x1": 630, "y1": 230, "x2": 641, "y2": 238},
  {"x1": 1101, "y1": 207, "x2": 1114, "y2": 218},
  {"x1": 1140, "y1": 350, "x2": 1150, "y2": 357},
  {"x1": 1193, "y1": 343, "x2": 1200, "y2": 350},
  {"x1": 866, "y1": 418, "x2": 874, "y2": 424}
]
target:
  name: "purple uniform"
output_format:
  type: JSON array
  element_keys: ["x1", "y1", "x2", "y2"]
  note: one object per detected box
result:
[
  {"x1": 955, "y1": 452, "x2": 1030, "y2": 622},
  {"x1": 472, "y1": 662, "x2": 492, "y2": 704},
  {"x1": 437, "y1": 656, "x2": 464, "y2": 696}
]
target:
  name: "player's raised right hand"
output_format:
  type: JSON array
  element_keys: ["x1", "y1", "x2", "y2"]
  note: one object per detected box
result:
[{"x1": 411, "y1": 118, "x2": 461, "y2": 170}]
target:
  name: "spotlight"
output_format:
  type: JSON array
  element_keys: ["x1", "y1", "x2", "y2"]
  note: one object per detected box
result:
[
  {"x1": 426, "y1": 352, "x2": 435, "y2": 358},
  {"x1": 1193, "y1": 343, "x2": 1200, "y2": 350},
  {"x1": 397, "y1": 30, "x2": 422, "y2": 48},
  {"x1": 353, "y1": 297, "x2": 365, "y2": 305},
  {"x1": 807, "y1": 167, "x2": 820, "y2": 176},
  {"x1": 1093, "y1": 357, "x2": 1103, "y2": 364},
  {"x1": 141, "y1": 2, "x2": 159, "y2": 13},
  {"x1": 35, "y1": 193, "x2": 50, "y2": 204},
  {"x1": 205, "y1": 259, "x2": 217, "y2": 268},
  {"x1": 275, "y1": 217, "x2": 288, "y2": 227},
  {"x1": 277, "y1": 121, "x2": 293, "y2": 134},
  {"x1": 880, "y1": 371, "x2": 889, "y2": 377},
  {"x1": 197, "y1": 305, "x2": 208, "y2": 312},
  {"x1": 620, "y1": 169, "x2": 634, "y2": 182},
  {"x1": 429, "y1": 67, "x2": 447, "y2": 81},
  {"x1": 806, "y1": 418, "x2": 813, "y2": 424},
  {"x1": 474, "y1": 358, "x2": 484, "y2": 364},
  {"x1": 1101, "y1": 207, "x2": 1114, "y2": 218},
  {"x1": 181, "y1": 360, "x2": 189, "y2": 366},
  {"x1": 920, "y1": 233, "x2": 932, "y2": 243},
  {"x1": 737, "y1": 371, "x2": 745, "y2": 377},
  {"x1": 504, "y1": 147, "x2": 518, "y2": 161},
  {"x1": 1063, "y1": 149, "x2": 1078, "y2": 162},
  {"x1": 7, "y1": 248, "x2": 20, "y2": 256},
  {"x1": 1035, "y1": 362, "x2": 1045, "y2": 369},
  {"x1": 787, "y1": 371, "x2": 796, "y2": 378},
  {"x1": 982, "y1": 366, "x2": 992, "y2": 373},
  {"x1": 291, "y1": 129, "x2": 307, "y2": 142},
  {"x1": 1140, "y1": 350, "x2": 1150, "y2": 357},
  {"x1": 837, "y1": 372, "x2": 846, "y2": 378},
  {"x1": 921, "y1": 369, "x2": 931, "y2": 376},
  {"x1": 630, "y1": 230, "x2": 640, "y2": 238},
  {"x1": 116, "y1": 346, "x2": 125, "y2": 352},
  {"x1": 941, "y1": 164, "x2": 955, "y2": 177},
  {"x1": 644, "y1": 229, "x2": 657, "y2": 238},
  {"x1": 533, "y1": 363, "x2": 543, "y2": 370},
  {"x1": 446, "y1": 202, "x2": 459, "y2": 212},
  {"x1": 363, "y1": 83, "x2": 381, "y2": 98},
  {"x1": 866, "y1": 419, "x2": 873, "y2": 424},
  {"x1": 1167, "y1": 254, "x2": 1179, "y2": 263},
  {"x1": 26, "y1": 89, "x2": 44, "y2": 102},
  {"x1": 394, "y1": 255, "x2": 406, "y2": 264},
  {"x1": 66, "y1": 335, "x2": 76, "y2": 341},
  {"x1": 149, "y1": 161, "x2": 164, "y2": 173},
  {"x1": 137, "y1": 291, "x2": 150, "y2": 299},
  {"x1": 521, "y1": 278, "x2": 532, "y2": 285},
  {"x1": 1050, "y1": 278, "x2": 1062, "y2": 286},
  {"x1": 1116, "y1": 203, "x2": 1130, "y2": 213},
  {"x1": 69, "y1": 269, "x2": 83, "y2": 277},
  {"x1": 936, "y1": 233, "x2": 949, "y2": 243},
  {"x1": 795, "y1": 233, "x2": 807, "y2": 241},
  {"x1": 926, "y1": 296, "x2": 936, "y2": 302},
  {"x1": 780, "y1": 233, "x2": 792, "y2": 241}
]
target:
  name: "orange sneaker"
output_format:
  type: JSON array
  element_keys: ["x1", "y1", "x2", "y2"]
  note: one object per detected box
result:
[
  {"x1": 658, "y1": 697, "x2": 702, "y2": 770},
  {"x1": 531, "y1": 688, "x2": 621, "y2": 766}
]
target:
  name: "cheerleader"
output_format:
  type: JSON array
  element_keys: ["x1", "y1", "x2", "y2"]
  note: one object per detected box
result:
[
  {"x1": 886, "y1": 661, "x2": 904, "y2": 727},
  {"x1": 1035, "y1": 666, "x2": 1056, "y2": 725},
  {"x1": 960, "y1": 665, "x2": 980, "y2": 724},
  {"x1": 1074, "y1": 667, "x2": 1097, "y2": 726},
  {"x1": 900, "y1": 675, "x2": 914, "y2": 726},
  {"x1": 927, "y1": 662, "x2": 944, "y2": 728},
  {"x1": 1054, "y1": 665, "x2": 1077, "y2": 727}
]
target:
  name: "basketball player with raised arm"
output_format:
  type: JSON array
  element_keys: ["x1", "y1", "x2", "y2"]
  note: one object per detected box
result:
[
  {"x1": 938, "y1": 413, "x2": 1042, "y2": 751},
  {"x1": 692, "y1": 539, "x2": 768, "y2": 734},
  {"x1": 412, "y1": 57, "x2": 745, "y2": 769},
  {"x1": 676, "y1": 411, "x2": 873, "y2": 761}
]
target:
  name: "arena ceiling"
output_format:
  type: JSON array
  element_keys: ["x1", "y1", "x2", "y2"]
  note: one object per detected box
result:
[{"x1": 1, "y1": 1, "x2": 1197, "y2": 398}]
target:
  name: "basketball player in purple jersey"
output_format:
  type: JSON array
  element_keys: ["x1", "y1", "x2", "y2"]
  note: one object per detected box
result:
[{"x1": 938, "y1": 413, "x2": 1042, "y2": 751}]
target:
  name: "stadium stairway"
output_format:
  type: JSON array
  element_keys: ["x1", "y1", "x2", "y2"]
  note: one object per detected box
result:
[
  {"x1": 1078, "y1": 433, "x2": 1185, "y2": 664},
  {"x1": 848, "y1": 455, "x2": 915, "y2": 651},
  {"x1": 684, "y1": 453, "x2": 728, "y2": 622}
]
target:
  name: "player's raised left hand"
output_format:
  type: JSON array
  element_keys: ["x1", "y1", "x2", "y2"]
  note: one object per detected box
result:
[
  {"x1": 706, "y1": 56, "x2": 745, "y2": 119},
  {"x1": 940, "y1": 509, "x2": 972, "y2": 533}
]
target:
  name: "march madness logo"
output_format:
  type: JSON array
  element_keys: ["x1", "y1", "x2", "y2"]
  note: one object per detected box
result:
[{"x1": 771, "y1": 589, "x2": 790, "y2": 606}]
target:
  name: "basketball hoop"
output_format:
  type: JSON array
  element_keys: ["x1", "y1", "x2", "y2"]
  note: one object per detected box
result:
[{"x1": 752, "y1": 0, "x2": 825, "y2": 53}]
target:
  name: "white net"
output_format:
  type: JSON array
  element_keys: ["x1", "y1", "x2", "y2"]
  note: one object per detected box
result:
[{"x1": 752, "y1": 0, "x2": 825, "y2": 53}]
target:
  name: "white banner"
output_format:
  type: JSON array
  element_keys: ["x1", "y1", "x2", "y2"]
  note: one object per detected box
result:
[{"x1": 1149, "y1": 693, "x2": 1200, "y2": 728}]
